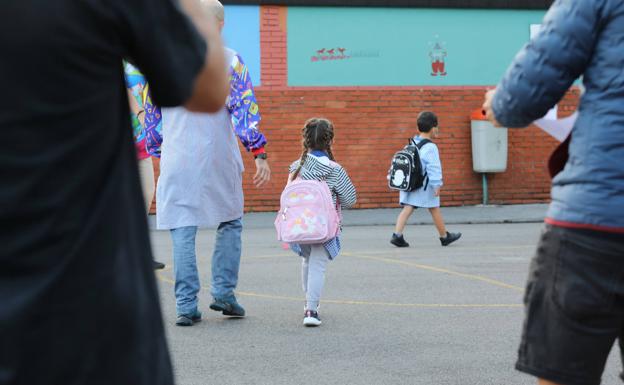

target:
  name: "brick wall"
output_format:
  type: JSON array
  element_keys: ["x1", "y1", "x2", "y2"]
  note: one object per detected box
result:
[
  {"x1": 151, "y1": 6, "x2": 580, "y2": 214},
  {"x1": 241, "y1": 87, "x2": 579, "y2": 212},
  {"x1": 259, "y1": 6, "x2": 287, "y2": 89},
  {"x1": 236, "y1": 6, "x2": 580, "y2": 212}
]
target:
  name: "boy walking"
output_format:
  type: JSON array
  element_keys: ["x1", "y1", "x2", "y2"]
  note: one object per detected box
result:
[{"x1": 391, "y1": 111, "x2": 461, "y2": 247}]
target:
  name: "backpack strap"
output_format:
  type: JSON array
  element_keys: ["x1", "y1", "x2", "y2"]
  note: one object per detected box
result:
[
  {"x1": 416, "y1": 139, "x2": 433, "y2": 191},
  {"x1": 416, "y1": 139, "x2": 433, "y2": 149},
  {"x1": 325, "y1": 160, "x2": 342, "y2": 217}
]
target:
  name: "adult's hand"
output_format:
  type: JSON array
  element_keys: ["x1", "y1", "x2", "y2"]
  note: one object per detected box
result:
[
  {"x1": 434, "y1": 187, "x2": 441, "y2": 197},
  {"x1": 253, "y1": 158, "x2": 271, "y2": 188},
  {"x1": 483, "y1": 89, "x2": 503, "y2": 127}
]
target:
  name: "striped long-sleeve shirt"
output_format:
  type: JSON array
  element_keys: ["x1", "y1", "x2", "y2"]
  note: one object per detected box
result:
[{"x1": 288, "y1": 152, "x2": 357, "y2": 259}]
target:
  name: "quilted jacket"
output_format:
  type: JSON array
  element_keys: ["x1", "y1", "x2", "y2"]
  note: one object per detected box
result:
[{"x1": 492, "y1": 0, "x2": 624, "y2": 231}]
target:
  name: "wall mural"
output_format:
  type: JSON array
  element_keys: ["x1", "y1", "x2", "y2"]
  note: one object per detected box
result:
[
  {"x1": 311, "y1": 47, "x2": 350, "y2": 62},
  {"x1": 288, "y1": 7, "x2": 545, "y2": 86},
  {"x1": 428, "y1": 37, "x2": 447, "y2": 77}
]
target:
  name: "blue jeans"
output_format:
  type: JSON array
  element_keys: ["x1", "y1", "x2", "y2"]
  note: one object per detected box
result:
[{"x1": 170, "y1": 218, "x2": 242, "y2": 316}]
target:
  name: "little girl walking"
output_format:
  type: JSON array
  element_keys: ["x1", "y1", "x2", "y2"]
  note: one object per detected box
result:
[{"x1": 287, "y1": 118, "x2": 357, "y2": 326}]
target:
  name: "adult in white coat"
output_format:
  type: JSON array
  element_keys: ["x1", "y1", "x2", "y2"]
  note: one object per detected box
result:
[{"x1": 157, "y1": 0, "x2": 270, "y2": 326}]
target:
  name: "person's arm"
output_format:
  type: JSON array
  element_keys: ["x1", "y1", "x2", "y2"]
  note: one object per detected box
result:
[
  {"x1": 484, "y1": 0, "x2": 605, "y2": 128},
  {"x1": 179, "y1": 0, "x2": 228, "y2": 112},
  {"x1": 142, "y1": 84, "x2": 163, "y2": 158},
  {"x1": 334, "y1": 168, "x2": 357, "y2": 209},
  {"x1": 124, "y1": 63, "x2": 146, "y2": 124},
  {"x1": 226, "y1": 53, "x2": 267, "y2": 153},
  {"x1": 423, "y1": 145, "x2": 443, "y2": 196},
  {"x1": 226, "y1": 53, "x2": 270, "y2": 187},
  {"x1": 127, "y1": 89, "x2": 144, "y2": 125}
]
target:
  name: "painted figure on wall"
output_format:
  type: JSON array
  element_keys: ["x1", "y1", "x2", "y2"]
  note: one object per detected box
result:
[
  {"x1": 429, "y1": 41, "x2": 447, "y2": 76},
  {"x1": 311, "y1": 47, "x2": 350, "y2": 62}
]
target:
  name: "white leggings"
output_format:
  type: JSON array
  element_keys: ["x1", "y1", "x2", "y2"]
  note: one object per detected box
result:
[{"x1": 300, "y1": 244, "x2": 330, "y2": 311}]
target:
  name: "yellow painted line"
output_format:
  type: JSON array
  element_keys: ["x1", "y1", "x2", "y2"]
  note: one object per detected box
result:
[
  {"x1": 155, "y1": 266, "x2": 520, "y2": 309},
  {"x1": 237, "y1": 291, "x2": 521, "y2": 308},
  {"x1": 156, "y1": 266, "x2": 175, "y2": 284},
  {"x1": 242, "y1": 253, "x2": 292, "y2": 259},
  {"x1": 341, "y1": 252, "x2": 524, "y2": 292},
  {"x1": 344, "y1": 245, "x2": 534, "y2": 255}
]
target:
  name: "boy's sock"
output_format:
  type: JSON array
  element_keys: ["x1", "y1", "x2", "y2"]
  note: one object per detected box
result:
[{"x1": 393, "y1": 232, "x2": 402, "y2": 237}]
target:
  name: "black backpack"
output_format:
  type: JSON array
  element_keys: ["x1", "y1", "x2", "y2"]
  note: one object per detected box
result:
[{"x1": 388, "y1": 138, "x2": 432, "y2": 192}]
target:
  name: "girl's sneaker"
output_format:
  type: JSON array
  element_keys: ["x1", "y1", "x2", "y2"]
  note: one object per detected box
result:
[{"x1": 303, "y1": 310, "x2": 322, "y2": 327}]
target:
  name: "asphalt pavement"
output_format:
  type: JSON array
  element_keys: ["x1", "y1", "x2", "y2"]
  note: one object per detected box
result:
[{"x1": 149, "y1": 205, "x2": 622, "y2": 385}]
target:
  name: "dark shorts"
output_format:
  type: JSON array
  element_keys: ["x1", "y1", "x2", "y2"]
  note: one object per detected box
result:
[{"x1": 516, "y1": 224, "x2": 624, "y2": 385}]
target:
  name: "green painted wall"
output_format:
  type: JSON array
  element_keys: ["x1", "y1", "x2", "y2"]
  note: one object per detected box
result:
[{"x1": 288, "y1": 7, "x2": 545, "y2": 86}]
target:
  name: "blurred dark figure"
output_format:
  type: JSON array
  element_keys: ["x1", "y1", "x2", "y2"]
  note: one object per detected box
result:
[
  {"x1": 0, "y1": 0, "x2": 228, "y2": 384},
  {"x1": 483, "y1": 1, "x2": 624, "y2": 384}
]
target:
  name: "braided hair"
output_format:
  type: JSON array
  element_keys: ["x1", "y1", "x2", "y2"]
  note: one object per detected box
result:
[{"x1": 291, "y1": 117, "x2": 335, "y2": 179}]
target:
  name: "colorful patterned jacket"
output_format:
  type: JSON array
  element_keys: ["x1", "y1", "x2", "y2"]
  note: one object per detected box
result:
[
  {"x1": 123, "y1": 62, "x2": 162, "y2": 158},
  {"x1": 146, "y1": 51, "x2": 266, "y2": 157}
]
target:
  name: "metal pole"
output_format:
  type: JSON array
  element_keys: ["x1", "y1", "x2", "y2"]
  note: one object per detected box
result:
[{"x1": 482, "y1": 173, "x2": 488, "y2": 205}]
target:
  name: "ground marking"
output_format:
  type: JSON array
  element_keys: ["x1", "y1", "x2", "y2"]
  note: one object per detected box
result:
[
  {"x1": 155, "y1": 251, "x2": 523, "y2": 308},
  {"x1": 341, "y1": 252, "x2": 524, "y2": 292}
]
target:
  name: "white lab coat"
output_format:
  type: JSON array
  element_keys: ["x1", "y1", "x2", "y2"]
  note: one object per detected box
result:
[{"x1": 156, "y1": 50, "x2": 245, "y2": 229}]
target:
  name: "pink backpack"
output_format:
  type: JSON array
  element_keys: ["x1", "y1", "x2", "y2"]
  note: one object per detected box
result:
[{"x1": 275, "y1": 174, "x2": 340, "y2": 245}]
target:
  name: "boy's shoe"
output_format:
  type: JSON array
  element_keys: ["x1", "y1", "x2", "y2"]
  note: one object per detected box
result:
[
  {"x1": 440, "y1": 231, "x2": 462, "y2": 246},
  {"x1": 303, "y1": 310, "x2": 322, "y2": 327},
  {"x1": 175, "y1": 310, "x2": 202, "y2": 327},
  {"x1": 390, "y1": 233, "x2": 409, "y2": 247},
  {"x1": 209, "y1": 296, "x2": 246, "y2": 317}
]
